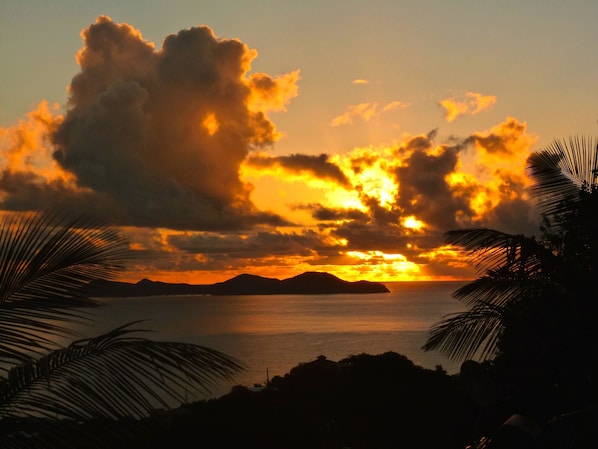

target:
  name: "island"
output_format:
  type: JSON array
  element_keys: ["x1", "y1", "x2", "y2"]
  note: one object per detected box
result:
[{"x1": 87, "y1": 272, "x2": 389, "y2": 297}]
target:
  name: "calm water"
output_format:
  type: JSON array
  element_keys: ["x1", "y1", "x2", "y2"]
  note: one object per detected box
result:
[{"x1": 74, "y1": 281, "x2": 467, "y2": 399}]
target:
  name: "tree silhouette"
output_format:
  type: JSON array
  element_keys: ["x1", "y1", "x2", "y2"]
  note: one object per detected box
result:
[
  {"x1": 0, "y1": 210, "x2": 243, "y2": 447},
  {"x1": 423, "y1": 136, "x2": 598, "y2": 445}
]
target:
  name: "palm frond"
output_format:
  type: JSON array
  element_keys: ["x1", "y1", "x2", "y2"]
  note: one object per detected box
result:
[
  {"x1": 445, "y1": 228, "x2": 550, "y2": 276},
  {"x1": 0, "y1": 322, "x2": 244, "y2": 421},
  {"x1": 0, "y1": 302, "x2": 91, "y2": 370},
  {"x1": 422, "y1": 302, "x2": 505, "y2": 362},
  {"x1": 430, "y1": 229, "x2": 561, "y2": 362},
  {"x1": 452, "y1": 276, "x2": 527, "y2": 308},
  {"x1": 527, "y1": 136, "x2": 598, "y2": 216},
  {"x1": 0, "y1": 210, "x2": 130, "y2": 366}
]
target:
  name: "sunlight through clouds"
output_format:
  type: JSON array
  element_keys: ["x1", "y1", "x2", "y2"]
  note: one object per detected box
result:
[
  {"x1": 1, "y1": 7, "x2": 574, "y2": 283},
  {"x1": 236, "y1": 116, "x2": 538, "y2": 282}
]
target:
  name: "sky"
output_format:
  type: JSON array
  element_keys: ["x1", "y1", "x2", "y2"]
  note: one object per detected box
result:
[{"x1": 1, "y1": 0, "x2": 597, "y2": 284}]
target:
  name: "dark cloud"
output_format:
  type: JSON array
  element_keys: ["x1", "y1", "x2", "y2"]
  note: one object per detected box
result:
[
  {"x1": 1, "y1": 16, "x2": 298, "y2": 230},
  {"x1": 358, "y1": 194, "x2": 402, "y2": 226},
  {"x1": 246, "y1": 153, "x2": 351, "y2": 187},
  {"x1": 394, "y1": 135, "x2": 475, "y2": 231},
  {"x1": 168, "y1": 230, "x2": 322, "y2": 257},
  {"x1": 473, "y1": 171, "x2": 539, "y2": 235},
  {"x1": 292, "y1": 203, "x2": 368, "y2": 222},
  {"x1": 486, "y1": 197, "x2": 539, "y2": 236},
  {"x1": 466, "y1": 117, "x2": 528, "y2": 156},
  {"x1": 330, "y1": 219, "x2": 445, "y2": 253}
]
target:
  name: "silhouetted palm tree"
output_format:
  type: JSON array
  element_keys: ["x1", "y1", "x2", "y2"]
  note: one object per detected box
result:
[
  {"x1": 423, "y1": 136, "x2": 598, "y2": 445},
  {"x1": 424, "y1": 136, "x2": 597, "y2": 360},
  {"x1": 0, "y1": 210, "x2": 243, "y2": 447}
]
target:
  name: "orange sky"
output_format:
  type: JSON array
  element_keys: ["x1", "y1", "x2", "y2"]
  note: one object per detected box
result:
[{"x1": 1, "y1": 5, "x2": 597, "y2": 284}]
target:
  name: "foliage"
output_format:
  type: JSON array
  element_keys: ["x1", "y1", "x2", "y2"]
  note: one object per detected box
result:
[
  {"x1": 422, "y1": 136, "x2": 598, "y2": 445},
  {"x1": 0, "y1": 210, "x2": 243, "y2": 447},
  {"x1": 122, "y1": 352, "x2": 473, "y2": 449},
  {"x1": 423, "y1": 136, "x2": 598, "y2": 362}
]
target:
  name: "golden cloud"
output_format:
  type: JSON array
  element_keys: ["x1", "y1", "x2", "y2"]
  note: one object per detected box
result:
[
  {"x1": 439, "y1": 91, "x2": 497, "y2": 122},
  {"x1": 1, "y1": 16, "x2": 299, "y2": 230},
  {"x1": 330, "y1": 100, "x2": 408, "y2": 127},
  {"x1": 0, "y1": 101, "x2": 75, "y2": 186},
  {"x1": 247, "y1": 70, "x2": 301, "y2": 112}
]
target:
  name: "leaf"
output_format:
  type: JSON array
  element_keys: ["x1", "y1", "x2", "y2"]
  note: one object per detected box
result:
[
  {"x1": 1, "y1": 322, "x2": 244, "y2": 421},
  {"x1": 0, "y1": 210, "x2": 130, "y2": 369}
]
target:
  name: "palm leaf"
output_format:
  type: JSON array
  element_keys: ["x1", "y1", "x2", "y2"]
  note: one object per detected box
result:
[
  {"x1": 0, "y1": 210, "x2": 130, "y2": 368},
  {"x1": 0, "y1": 321, "x2": 244, "y2": 421},
  {"x1": 422, "y1": 302, "x2": 504, "y2": 362},
  {"x1": 452, "y1": 276, "x2": 528, "y2": 308},
  {"x1": 445, "y1": 228, "x2": 551, "y2": 277},
  {"x1": 423, "y1": 228, "x2": 558, "y2": 362},
  {"x1": 0, "y1": 210, "x2": 245, "y2": 448},
  {"x1": 527, "y1": 136, "x2": 598, "y2": 216}
]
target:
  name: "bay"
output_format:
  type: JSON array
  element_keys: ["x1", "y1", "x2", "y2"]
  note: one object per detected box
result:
[{"x1": 74, "y1": 280, "x2": 468, "y2": 399}]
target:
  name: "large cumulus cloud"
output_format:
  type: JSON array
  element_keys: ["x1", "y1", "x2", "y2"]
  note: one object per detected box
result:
[{"x1": 5, "y1": 16, "x2": 299, "y2": 230}]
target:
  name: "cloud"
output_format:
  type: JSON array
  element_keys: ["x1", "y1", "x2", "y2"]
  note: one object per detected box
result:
[
  {"x1": 439, "y1": 91, "x2": 497, "y2": 122},
  {"x1": 118, "y1": 115, "x2": 539, "y2": 283},
  {"x1": 0, "y1": 16, "x2": 541, "y2": 282},
  {"x1": 177, "y1": 114, "x2": 538, "y2": 281},
  {"x1": 0, "y1": 101, "x2": 67, "y2": 184},
  {"x1": 125, "y1": 228, "x2": 335, "y2": 281},
  {"x1": 468, "y1": 116, "x2": 535, "y2": 158},
  {"x1": 463, "y1": 117, "x2": 540, "y2": 234},
  {"x1": 248, "y1": 70, "x2": 301, "y2": 112},
  {"x1": 330, "y1": 101, "x2": 408, "y2": 127},
  {"x1": 0, "y1": 101, "x2": 104, "y2": 213},
  {"x1": 292, "y1": 203, "x2": 368, "y2": 222},
  {"x1": 245, "y1": 153, "x2": 352, "y2": 187},
  {"x1": 0, "y1": 16, "x2": 299, "y2": 230},
  {"x1": 393, "y1": 134, "x2": 475, "y2": 231},
  {"x1": 382, "y1": 101, "x2": 408, "y2": 112},
  {"x1": 169, "y1": 230, "x2": 322, "y2": 258},
  {"x1": 285, "y1": 119, "x2": 538, "y2": 253}
]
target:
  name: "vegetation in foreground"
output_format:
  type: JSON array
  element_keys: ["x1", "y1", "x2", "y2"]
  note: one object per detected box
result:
[
  {"x1": 423, "y1": 136, "x2": 598, "y2": 448},
  {"x1": 3, "y1": 352, "x2": 477, "y2": 449},
  {"x1": 0, "y1": 211, "x2": 242, "y2": 449}
]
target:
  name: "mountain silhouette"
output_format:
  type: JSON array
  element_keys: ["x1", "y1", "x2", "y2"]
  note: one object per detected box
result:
[{"x1": 87, "y1": 272, "x2": 389, "y2": 297}]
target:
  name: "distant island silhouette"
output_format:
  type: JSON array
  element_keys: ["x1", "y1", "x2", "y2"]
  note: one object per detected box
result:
[{"x1": 88, "y1": 272, "x2": 389, "y2": 297}]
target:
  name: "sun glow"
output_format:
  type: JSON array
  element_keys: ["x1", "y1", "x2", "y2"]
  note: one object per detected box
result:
[
  {"x1": 202, "y1": 113, "x2": 219, "y2": 135},
  {"x1": 334, "y1": 149, "x2": 399, "y2": 210},
  {"x1": 352, "y1": 167, "x2": 396, "y2": 209},
  {"x1": 342, "y1": 250, "x2": 422, "y2": 280},
  {"x1": 346, "y1": 250, "x2": 404, "y2": 262},
  {"x1": 402, "y1": 215, "x2": 424, "y2": 231},
  {"x1": 324, "y1": 189, "x2": 367, "y2": 211}
]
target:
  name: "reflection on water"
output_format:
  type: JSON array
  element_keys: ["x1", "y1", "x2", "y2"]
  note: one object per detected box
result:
[{"x1": 65, "y1": 281, "x2": 466, "y2": 399}]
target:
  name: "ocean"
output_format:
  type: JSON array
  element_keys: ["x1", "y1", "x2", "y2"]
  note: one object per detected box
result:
[{"x1": 74, "y1": 280, "x2": 468, "y2": 399}]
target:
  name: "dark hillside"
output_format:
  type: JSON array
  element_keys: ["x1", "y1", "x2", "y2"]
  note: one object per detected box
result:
[
  {"x1": 127, "y1": 352, "x2": 476, "y2": 449},
  {"x1": 88, "y1": 272, "x2": 389, "y2": 296}
]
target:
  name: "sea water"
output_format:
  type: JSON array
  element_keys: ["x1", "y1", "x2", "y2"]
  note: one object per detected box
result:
[{"x1": 74, "y1": 280, "x2": 468, "y2": 399}]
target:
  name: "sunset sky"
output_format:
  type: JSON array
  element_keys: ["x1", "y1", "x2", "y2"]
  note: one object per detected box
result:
[{"x1": 1, "y1": 1, "x2": 597, "y2": 284}]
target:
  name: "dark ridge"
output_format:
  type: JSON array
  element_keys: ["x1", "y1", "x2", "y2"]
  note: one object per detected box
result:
[{"x1": 88, "y1": 272, "x2": 389, "y2": 297}]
